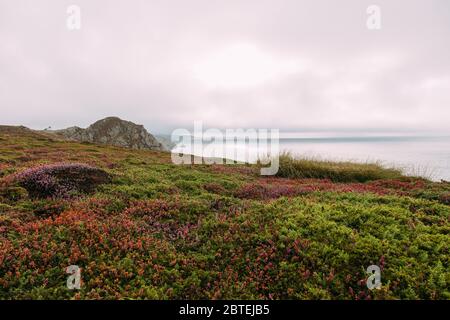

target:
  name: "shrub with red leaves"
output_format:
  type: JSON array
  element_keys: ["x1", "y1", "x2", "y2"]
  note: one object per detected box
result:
[
  {"x1": 234, "y1": 184, "x2": 271, "y2": 200},
  {"x1": 123, "y1": 199, "x2": 178, "y2": 218},
  {"x1": 368, "y1": 179, "x2": 426, "y2": 191},
  {"x1": 234, "y1": 183, "x2": 314, "y2": 200},
  {"x1": 203, "y1": 183, "x2": 226, "y2": 194}
]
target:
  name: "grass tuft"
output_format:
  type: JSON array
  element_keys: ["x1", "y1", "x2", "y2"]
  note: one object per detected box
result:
[{"x1": 275, "y1": 152, "x2": 406, "y2": 182}]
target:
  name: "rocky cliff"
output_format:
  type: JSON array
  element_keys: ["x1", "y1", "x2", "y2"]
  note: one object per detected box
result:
[{"x1": 54, "y1": 117, "x2": 165, "y2": 151}]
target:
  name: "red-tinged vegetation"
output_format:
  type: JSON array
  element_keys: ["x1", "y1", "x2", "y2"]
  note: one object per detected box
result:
[
  {"x1": 0, "y1": 128, "x2": 449, "y2": 300},
  {"x1": 203, "y1": 183, "x2": 227, "y2": 194},
  {"x1": 234, "y1": 177, "x2": 438, "y2": 200},
  {"x1": 208, "y1": 164, "x2": 258, "y2": 176}
]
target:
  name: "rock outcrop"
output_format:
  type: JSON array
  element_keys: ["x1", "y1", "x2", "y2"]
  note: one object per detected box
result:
[{"x1": 54, "y1": 117, "x2": 165, "y2": 151}]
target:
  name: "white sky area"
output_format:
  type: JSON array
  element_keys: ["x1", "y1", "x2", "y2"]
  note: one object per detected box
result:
[{"x1": 0, "y1": 0, "x2": 449, "y2": 134}]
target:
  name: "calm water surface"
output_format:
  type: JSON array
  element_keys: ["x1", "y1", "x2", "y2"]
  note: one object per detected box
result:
[
  {"x1": 279, "y1": 136, "x2": 450, "y2": 181},
  {"x1": 173, "y1": 135, "x2": 450, "y2": 181}
]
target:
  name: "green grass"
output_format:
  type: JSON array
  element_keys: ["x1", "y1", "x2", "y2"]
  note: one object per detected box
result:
[{"x1": 275, "y1": 152, "x2": 406, "y2": 182}]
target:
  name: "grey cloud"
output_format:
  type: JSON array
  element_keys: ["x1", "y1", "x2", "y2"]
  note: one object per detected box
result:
[{"x1": 0, "y1": 0, "x2": 449, "y2": 133}]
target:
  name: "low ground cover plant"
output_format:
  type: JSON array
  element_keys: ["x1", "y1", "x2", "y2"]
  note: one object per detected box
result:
[{"x1": 0, "y1": 129, "x2": 449, "y2": 299}]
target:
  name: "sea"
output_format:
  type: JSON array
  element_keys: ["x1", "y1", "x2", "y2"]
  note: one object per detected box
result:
[{"x1": 171, "y1": 133, "x2": 450, "y2": 181}]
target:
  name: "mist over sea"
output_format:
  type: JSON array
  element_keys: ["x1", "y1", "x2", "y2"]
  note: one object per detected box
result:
[
  {"x1": 279, "y1": 135, "x2": 450, "y2": 181},
  {"x1": 172, "y1": 133, "x2": 450, "y2": 181}
]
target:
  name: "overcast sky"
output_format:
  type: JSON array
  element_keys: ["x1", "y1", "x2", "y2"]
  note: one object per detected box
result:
[{"x1": 1, "y1": 0, "x2": 449, "y2": 133}]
